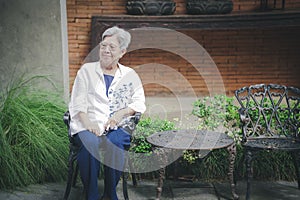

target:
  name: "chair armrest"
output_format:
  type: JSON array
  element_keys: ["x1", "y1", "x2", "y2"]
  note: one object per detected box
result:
[
  {"x1": 133, "y1": 112, "x2": 142, "y2": 124},
  {"x1": 118, "y1": 112, "x2": 142, "y2": 135},
  {"x1": 63, "y1": 110, "x2": 142, "y2": 136},
  {"x1": 63, "y1": 110, "x2": 71, "y2": 129}
]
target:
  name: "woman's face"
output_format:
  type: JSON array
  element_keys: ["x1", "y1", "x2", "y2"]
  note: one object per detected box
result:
[{"x1": 99, "y1": 34, "x2": 126, "y2": 68}]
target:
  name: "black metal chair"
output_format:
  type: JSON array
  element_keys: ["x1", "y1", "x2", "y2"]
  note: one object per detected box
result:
[
  {"x1": 235, "y1": 84, "x2": 300, "y2": 200},
  {"x1": 63, "y1": 111, "x2": 140, "y2": 200}
]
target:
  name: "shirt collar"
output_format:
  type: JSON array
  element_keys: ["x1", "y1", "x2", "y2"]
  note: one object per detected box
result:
[
  {"x1": 95, "y1": 61, "x2": 125, "y2": 78},
  {"x1": 95, "y1": 62, "x2": 102, "y2": 77}
]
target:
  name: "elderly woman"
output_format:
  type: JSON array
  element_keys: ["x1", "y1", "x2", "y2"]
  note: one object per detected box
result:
[{"x1": 69, "y1": 26, "x2": 146, "y2": 200}]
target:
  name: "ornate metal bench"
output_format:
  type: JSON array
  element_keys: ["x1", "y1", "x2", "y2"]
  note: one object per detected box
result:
[{"x1": 235, "y1": 83, "x2": 300, "y2": 200}]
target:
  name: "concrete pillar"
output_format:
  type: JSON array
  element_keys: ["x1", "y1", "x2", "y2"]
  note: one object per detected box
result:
[{"x1": 0, "y1": 0, "x2": 69, "y2": 101}]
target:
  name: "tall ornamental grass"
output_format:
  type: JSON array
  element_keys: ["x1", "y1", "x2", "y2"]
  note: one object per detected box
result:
[{"x1": 0, "y1": 75, "x2": 68, "y2": 189}]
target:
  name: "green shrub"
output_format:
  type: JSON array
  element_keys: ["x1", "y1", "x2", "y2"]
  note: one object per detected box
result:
[
  {"x1": 0, "y1": 75, "x2": 68, "y2": 189},
  {"x1": 192, "y1": 95, "x2": 240, "y2": 140},
  {"x1": 180, "y1": 95, "x2": 241, "y2": 172},
  {"x1": 131, "y1": 116, "x2": 176, "y2": 153},
  {"x1": 128, "y1": 117, "x2": 176, "y2": 174}
]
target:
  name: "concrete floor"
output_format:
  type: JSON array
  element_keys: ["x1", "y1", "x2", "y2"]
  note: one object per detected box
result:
[{"x1": 1, "y1": 179, "x2": 299, "y2": 200}]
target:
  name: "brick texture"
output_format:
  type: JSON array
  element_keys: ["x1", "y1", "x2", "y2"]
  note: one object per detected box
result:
[{"x1": 66, "y1": 0, "x2": 300, "y2": 96}]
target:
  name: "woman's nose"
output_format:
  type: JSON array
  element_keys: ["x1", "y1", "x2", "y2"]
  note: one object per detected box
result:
[{"x1": 103, "y1": 46, "x2": 111, "y2": 52}]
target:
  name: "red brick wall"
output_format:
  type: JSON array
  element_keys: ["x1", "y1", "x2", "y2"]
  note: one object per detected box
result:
[
  {"x1": 67, "y1": 0, "x2": 300, "y2": 96},
  {"x1": 183, "y1": 28, "x2": 300, "y2": 96}
]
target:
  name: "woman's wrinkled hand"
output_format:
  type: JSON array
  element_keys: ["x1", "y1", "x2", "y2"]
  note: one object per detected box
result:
[
  {"x1": 78, "y1": 112, "x2": 103, "y2": 136},
  {"x1": 104, "y1": 110, "x2": 124, "y2": 131},
  {"x1": 86, "y1": 122, "x2": 102, "y2": 136},
  {"x1": 104, "y1": 118, "x2": 119, "y2": 132},
  {"x1": 104, "y1": 108, "x2": 135, "y2": 132}
]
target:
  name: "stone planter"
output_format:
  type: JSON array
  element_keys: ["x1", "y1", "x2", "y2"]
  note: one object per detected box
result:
[
  {"x1": 186, "y1": 0, "x2": 233, "y2": 15},
  {"x1": 126, "y1": 0, "x2": 176, "y2": 15}
]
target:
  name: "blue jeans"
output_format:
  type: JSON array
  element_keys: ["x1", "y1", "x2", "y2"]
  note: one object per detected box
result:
[{"x1": 74, "y1": 128, "x2": 131, "y2": 200}]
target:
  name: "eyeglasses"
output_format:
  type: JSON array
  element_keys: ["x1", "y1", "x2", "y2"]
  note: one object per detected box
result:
[{"x1": 99, "y1": 42, "x2": 119, "y2": 52}]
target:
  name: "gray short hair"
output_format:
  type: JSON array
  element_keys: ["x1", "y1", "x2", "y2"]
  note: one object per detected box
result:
[{"x1": 102, "y1": 26, "x2": 131, "y2": 50}]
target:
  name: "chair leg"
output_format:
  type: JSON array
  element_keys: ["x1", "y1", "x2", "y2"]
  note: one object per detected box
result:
[
  {"x1": 121, "y1": 154, "x2": 139, "y2": 200},
  {"x1": 122, "y1": 150, "x2": 131, "y2": 200},
  {"x1": 122, "y1": 172, "x2": 138, "y2": 200},
  {"x1": 131, "y1": 173, "x2": 137, "y2": 187},
  {"x1": 122, "y1": 171, "x2": 138, "y2": 200},
  {"x1": 227, "y1": 143, "x2": 239, "y2": 199},
  {"x1": 245, "y1": 149, "x2": 254, "y2": 200},
  {"x1": 122, "y1": 172, "x2": 129, "y2": 200},
  {"x1": 72, "y1": 163, "x2": 79, "y2": 187},
  {"x1": 63, "y1": 151, "x2": 76, "y2": 200},
  {"x1": 260, "y1": 0, "x2": 267, "y2": 10},
  {"x1": 282, "y1": 0, "x2": 285, "y2": 9},
  {"x1": 291, "y1": 151, "x2": 300, "y2": 189},
  {"x1": 127, "y1": 156, "x2": 138, "y2": 187}
]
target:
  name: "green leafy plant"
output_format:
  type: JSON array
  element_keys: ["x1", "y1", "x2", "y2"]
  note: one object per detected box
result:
[
  {"x1": 181, "y1": 95, "x2": 240, "y2": 166},
  {"x1": 128, "y1": 116, "x2": 176, "y2": 174},
  {"x1": 131, "y1": 116, "x2": 176, "y2": 153},
  {"x1": 0, "y1": 74, "x2": 68, "y2": 189},
  {"x1": 192, "y1": 95, "x2": 240, "y2": 138}
]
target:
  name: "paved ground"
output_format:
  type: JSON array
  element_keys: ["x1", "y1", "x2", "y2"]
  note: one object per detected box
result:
[{"x1": 0, "y1": 179, "x2": 299, "y2": 200}]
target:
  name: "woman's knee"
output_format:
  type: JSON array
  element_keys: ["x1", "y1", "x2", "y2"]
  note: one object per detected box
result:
[
  {"x1": 77, "y1": 131, "x2": 102, "y2": 155},
  {"x1": 106, "y1": 129, "x2": 130, "y2": 147},
  {"x1": 78, "y1": 131, "x2": 100, "y2": 145}
]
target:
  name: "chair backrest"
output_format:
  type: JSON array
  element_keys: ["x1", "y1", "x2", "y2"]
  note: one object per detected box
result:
[
  {"x1": 235, "y1": 84, "x2": 300, "y2": 141},
  {"x1": 63, "y1": 110, "x2": 71, "y2": 129}
]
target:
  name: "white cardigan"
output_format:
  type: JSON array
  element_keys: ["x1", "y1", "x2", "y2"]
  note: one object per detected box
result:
[{"x1": 69, "y1": 61, "x2": 146, "y2": 136}]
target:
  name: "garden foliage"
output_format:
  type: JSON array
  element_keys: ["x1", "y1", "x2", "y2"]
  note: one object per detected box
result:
[
  {"x1": 0, "y1": 74, "x2": 296, "y2": 189},
  {"x1": 132, "y1": 95, "x2": 297, "y2": 181},
  {"x1": 0, "y1": 75, "x2": 68, "y2": 189}
]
